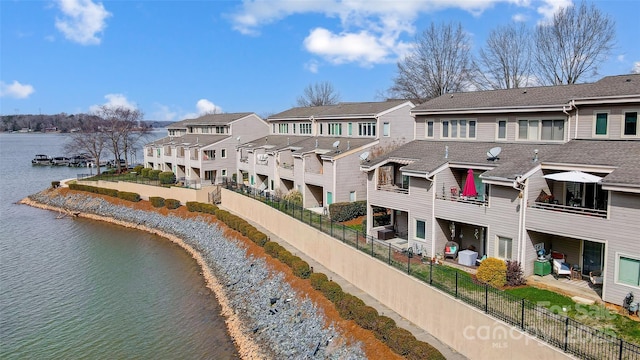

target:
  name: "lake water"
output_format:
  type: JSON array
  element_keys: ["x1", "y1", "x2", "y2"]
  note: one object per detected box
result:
[{"x1": 0, "y1": 132, "x2": 239, "y2": 359}]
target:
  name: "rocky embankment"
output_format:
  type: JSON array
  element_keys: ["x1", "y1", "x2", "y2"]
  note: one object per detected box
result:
[{"x1": 25, "y1": 190, "x2": 366, "y2": 360}]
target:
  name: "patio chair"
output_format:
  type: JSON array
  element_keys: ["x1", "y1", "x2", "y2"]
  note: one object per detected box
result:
[
  {"x1": 552, "y1": 253, "x2": 571, "y2": 279},
  {"x1": 444, "y1": 241, "x2": 459, "y2": 260},
  {"x1": 476, "y1": 254, "x2": 487, "y2": 266},
  {"x1": 589, "y1": 271, "x2": 603, "y2": 286}
]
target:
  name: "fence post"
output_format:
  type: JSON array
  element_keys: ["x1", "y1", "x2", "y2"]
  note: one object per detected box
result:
[
  {"x1": 521, "y1": 299, "x2": 525, "y2": 330},
  {"x1": 564, "y1": 317, "x2": 570, "y2": 352},
  {"x1": 619, "y1": 339, "x2": 623, "y2": 360},
  {"x1": 319, "y1": 213, "x2": 322, "y2": 232},
  {"x1": 485, "y1": 285, "x2": 488, "y2": 313},
  {"x1": 429, "y1": 260, "x2": 433, "y2": 285},
  {"x1": 455, "y1": 272, "x2": 458, "y2": 298},
  {"x1": 407, "y1": 251, "x2": 410, "y2": 273},
  {"x1": 356, "y1": 230, "x2": 359, "y2": 250},
  {"x1": 342, "y1": 226, "x2": 345, "y2": 243},
  {"x1": 388, "y1": 244, "x2": 391, "y2": 265},
  {"x1": 371, "y1": 236, "x2": 374, "y2": 257}
]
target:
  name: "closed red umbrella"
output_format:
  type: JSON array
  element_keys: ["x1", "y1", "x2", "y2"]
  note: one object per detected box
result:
[{"x1": 462, "y1": 169, "x2": 478, "y2": 197}]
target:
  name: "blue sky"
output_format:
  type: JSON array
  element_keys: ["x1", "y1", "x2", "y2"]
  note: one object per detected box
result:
[{"x1": 1, "y1": 0, "x2": 639, "y2": 121}]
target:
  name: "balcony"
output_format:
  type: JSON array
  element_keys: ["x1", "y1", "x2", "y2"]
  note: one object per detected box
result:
[
  {"x1": 376, "y1": 183, "x2": 408, "y2": 194},
  {"x1": 529, "y1": 201, "x2": 607, "y2": 218},
  {"x1": 436, "y1": 193, "x2": 488, "y2": 206}
]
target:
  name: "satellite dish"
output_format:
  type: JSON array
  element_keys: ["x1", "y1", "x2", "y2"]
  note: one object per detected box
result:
[
  {"x1": 487, "y1": 146, "x2": 502, "y2": 160},
  {"x1": 333, "y1": 140, "x2": 340, "y2": 148},
  {"x1": 359, "y1": 151, "x2": 370, "y2": 162},
  {"x1": 236, "y1": 136, "x2": 241, "y2": 141}
]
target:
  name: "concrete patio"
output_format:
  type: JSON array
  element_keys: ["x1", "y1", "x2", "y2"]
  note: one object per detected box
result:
[{"x1": 527, "y1": 274, "x2": 603, "y2": 304}]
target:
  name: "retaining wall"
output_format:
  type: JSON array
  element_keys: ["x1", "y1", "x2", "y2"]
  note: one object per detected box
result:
[
  {"x1": 221, "y1": 188, "x2": 572, "y2": 360},
  {"x1": 78, "y1": 180, "x2": 212, "y2": 204}
]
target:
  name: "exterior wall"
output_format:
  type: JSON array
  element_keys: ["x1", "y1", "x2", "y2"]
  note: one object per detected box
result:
[
  {"x1": 573, "y1": 105, "x2": 635, "y2": 140},
  {"x1": 221, "y1": 188, "x2": 571, "y2": 360},
  {"x1": 378, "y1": 103, "x2": 414, "y2": 147},
  {"x1": 201, "y1": 137, "x2": 237, "y2": 184},
  {"x1": 333, "y1": 153, "x2": 368, "y2": 203},
  {"x1": 603, "y1": 192, "x2": 640, "y2": 305}
]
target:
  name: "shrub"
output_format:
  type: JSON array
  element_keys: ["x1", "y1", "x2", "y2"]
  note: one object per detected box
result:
[
  {"x1": 117, "y1": 191, "x2": 141, "y2": 202},
  {"x1": 264, "y1": 242, "x2": 284, "y2": 258},
  {"x1": 309, "y1": 273, "x2": 328, "y2": 290},
  {"x1": 506, "y1": 260, "x2": 526, "y2": 287},
  {"x1": 283, "y1": 190, "x2": 303, "y2": 206},
  {"x1": 249, "y1": 230, "x2": 268, "y2": 246},
  {"x1": 148, "y1": 169, "x2": 162, "y2": 180},
  {"x1": 149, "y1": 196, "x2": 165, "y2": 208},
  {"x1": 329, "y1": 201, "x2": 366, "y2": 222},
  {"x1": 353, "y1": 305, "x2": 378, "y2": 330},
  {"x1": 374, "y1": 315, "x2": 397, "y2": 340},
  {"x1": 140, "y1": 168, "x2": 151, "y2": 177},
  {"x1": 336, "y1": 294, "x2": 366, "y2": 320},
  {"x1": 386, "y1": 328, "x2": 416, "y2": 356},
  {"x1": 320, "y1": 281, "x2": 345, "y2": 304},
  {"x1": 409, "y1": 342, "x2": 446, "y2": 360},
  {"x1": 165, "y1": 198, "x2": 181, "y2": 209},
  {"x1": 291, "y1": 259, "x2": 311, "y2": 279},
  {"x1": 133, "y1": 165, "x2": 144, "y2": 174},
  {"x1": 159, "y1": 171, "x2": 176, "y2": 184},
  {"x1": 476, "y1": 257, "x2": 507, "y2": 288}
]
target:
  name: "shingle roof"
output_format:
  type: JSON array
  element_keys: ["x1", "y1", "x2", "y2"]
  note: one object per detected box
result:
[
  {"x1": 413, "y1": 74, "x2": 640, "y2": 112},
  {"x1": 168, "y1": 112, "x2": 255, "y2": 128},
  {"x1": 268, "y1": 100, "x2": 411, "y2": 120},
  {"x1": 364, "y1": 140, "x2": 561, "y2": 180},
  {"x1": 363, "y1": 139, "x2": 640, "y2": 185},
  {"x1": 147, "y1": 134, "x2": 228, "y2": 147},
  {"x1": 238, "y1": 135, "x2": 376, "y2": 159}
]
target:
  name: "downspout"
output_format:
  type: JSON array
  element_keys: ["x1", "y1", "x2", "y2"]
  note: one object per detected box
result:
[
  {"x1": 512, "y1": 176, "x2": 526, "y2": 266},
  {"x1": 428, "y1": 173, "x2": 437, "y2": 257},
  {"x1": 563, "y1": 99, "x2": 577, "y2": 140},
  {"x1": 519, "y1": 179, "x2": 529, "y2": 270}
]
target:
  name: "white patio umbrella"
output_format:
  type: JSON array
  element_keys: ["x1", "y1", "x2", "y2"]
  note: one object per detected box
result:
[{"x1": 543, "y1": 170, "x2": 602, "y2": 183}]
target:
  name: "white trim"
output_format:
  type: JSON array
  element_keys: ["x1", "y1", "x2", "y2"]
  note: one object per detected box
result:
[
  {"x1": 496, "y1": 118, "x2": 508, "y2": 141},
  {"x1": 614, "y1": 252, "x2": 640, "y2": 289},
  {"x1": 440, "y1": 118, "x2": 478, "y2": 140},
  {"x1": 414, "y1": 218, "x2": 427, "y2": 240},
  {"x1": 621, "y1": 109, "x2": 639, "y2": 138},
  {"x1": 592, "y1": 110, "x2": 610, "y2": 138},
  {"x1": 425, "y1": 119, "x2": 435, "y2": 139},
  {"x1": 516, "y1": 116, "x2": 566, "y2": 142}
]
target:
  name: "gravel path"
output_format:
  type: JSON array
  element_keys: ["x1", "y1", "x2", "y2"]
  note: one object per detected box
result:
[{"x1": 27, "y1": 191, "x2": 366, "y2": 360}]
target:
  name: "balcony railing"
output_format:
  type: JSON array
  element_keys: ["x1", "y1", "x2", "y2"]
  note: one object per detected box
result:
[
  {"x1": 240, "y1": 157, "x2": 248, "y2": 163},
  {"x1": 529, "y1": 202, "x2": 607, "y2": 218},
  {"x1": 280, "y1": 162, "x2": 294, "y2": 170},
  {"x1": 376, "y1": 183, "x2": 408, "y2": 194},
  {"x1": 436, "y1": 194, "x2": 488, "y2": 206}
]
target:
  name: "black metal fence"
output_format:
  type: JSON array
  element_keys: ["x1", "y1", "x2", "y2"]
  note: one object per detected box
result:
[{"x1": 223, "y1": 180, "x2": 640, "y2": 360}]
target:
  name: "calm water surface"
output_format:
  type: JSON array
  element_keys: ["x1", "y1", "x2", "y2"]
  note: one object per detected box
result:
[{"x1": 0, "y1": 132, "x2": 239, "y2": 359}]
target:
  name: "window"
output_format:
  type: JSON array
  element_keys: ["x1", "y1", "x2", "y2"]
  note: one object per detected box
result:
[
  {"x1": 270, "y1": 180, "x2": 274, "y2": 190},
  {"x1": 618, "y1": 255, "x2": 640, "y2": 287},
  {"x1": 300, "y1": 123, "x2": 312, "y2": 134},
  {"x1": 415, "y1": 220, "x2": 426, "y2": 240},
  {"x1": 358, "y1": 122, "x2": 376, "y2": 136},
  {"x1": 442, "y1": 119, "x2": 476, "y2": 139},
  {"x1": 594, "y1": 113, "x2": 608, "y2": 136},
  {"x1": 383, "y1": 122, "x2": 390, "y2": 137},
  {"x1": 519, "y1": 119, "x2": 564, "y2": 141},
  {"x1": 349, "y1": 191, "x2": 356, "y2": 202},
  {"x1": 402, "y1": 175, "x2": 409, "y2": 189},
  {"x1": 348, "y1": 123, "x2": 352, "y2": 136},
  {"x1": 319, "y1": 123, "x2": 323, "y2": 135},
  {"x1": 278, "y1": 123, "x2": 289, "y2": 134},
  {"x1": 328, "y1": 123, "x2": 342, "y2": 135},
  {"x1": 497, "y1": 120, "x2": 507, "y2": 139},
  {"x1": 272, "y1": 124, "x2": 276, "y2": 134},
  {"x1": 541, "y1": 120, "x2": 564, "y2": 140},
  {"x1": 221, "y1": 169, "x2": 227, "y2": 177},
  {"x1": 250, "y1": 175, "x2": 254, "y2": 185},
  {"x1": 497, "y1": 236, "x2": 513, "y2": 259},
  {"x1": 624, "y1": 112, "x2": 638, "y2": 136},
  {"x1": 221, "y1": 149, "x2": 226, "y2": 158},
  {"x1": 426, "y1": 121, "x2": 434, "y2": 138},
  {"x1": 292, "y1": 124, "x2": 296, "y2": 134}
]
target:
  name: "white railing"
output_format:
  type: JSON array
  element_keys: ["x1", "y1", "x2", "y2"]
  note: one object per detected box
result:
[
  {"x1": 376, "y1": 183, "x2": 409, "y2": 194},
  {"x1": 529, "y1": 201, "x2": 607, "y2": 218}
]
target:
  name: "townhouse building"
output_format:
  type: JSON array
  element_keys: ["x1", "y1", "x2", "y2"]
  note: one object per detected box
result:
[
  {"x1": 236, "y1": 100, "x2": 415, "y2": 208},
  {"x1": 361, "y1": 74, "x2": 640, "y2": 306},
  {"x1": 143, "y1": 113, "x2": 268, "y2": 187}
]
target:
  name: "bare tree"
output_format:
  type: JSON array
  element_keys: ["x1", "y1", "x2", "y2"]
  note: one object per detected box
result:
[
  {"x1": 390, "y1": 22, "x2": 473, "y2": 102},
  {"x1": 296, "y1": 81, "x2": 340, "y2": 107},
  {"x1": 64, "y1": 118, "x2": 108, "y2": 175},
  {"x1": 534, "y1": 1, "x2": 615, "y2": 85},
  {"x1": 93, "y1": 105, "x2": 146, "y2": 172},
  {"x1": 473, "y1": 23, "x2": 533, "y2": 89}
]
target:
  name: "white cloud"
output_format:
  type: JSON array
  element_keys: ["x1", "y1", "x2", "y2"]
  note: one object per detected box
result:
[
  {"x1": 89, "y1": 93, "x2": 137, "y2": 113},
  {"x1": 0, "y1": 80, "x2": 35, "y2": 99},
  {"x1": 633, "y1": 62, "x2": 640, "y2": 74},
  {"x1": 230, "y1": 0, "x2": 532, "y2": 67},
  {"x1": 150, "y1": 103, "x2": 178, "y2": 122},
  {"x1": 182, "y1": 99, "x2": 223, "y2": 120},
  {"x1": 55, "y1": 0, "x2": 112, "y2": 45},
  {"x1": 512, "y1": 13, "x2": 528, "y2": 22},
  {"x1": 617, "y1": 55, "x2": 625, "y2": 62},
  {"x1": 304, "y1": 59, "x2": 320, "y2": 73},
  {"x1": 536, "y1": 0, "x2": 572, "y2": 23},
  {"x1": 304, "y1": 28, "x2": 392, "y2": 65}
]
